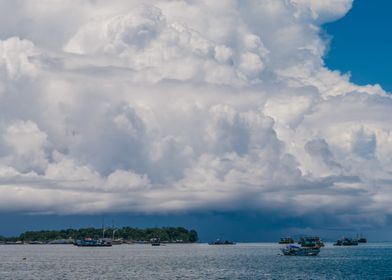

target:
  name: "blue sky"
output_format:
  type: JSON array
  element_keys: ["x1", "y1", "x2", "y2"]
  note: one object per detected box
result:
[
  {"x1": 1, "y1": 0, "x2": 392, "y2": 242},
  {"x1": 324, "y1": 0, "x2": 392, "y2": 92}
]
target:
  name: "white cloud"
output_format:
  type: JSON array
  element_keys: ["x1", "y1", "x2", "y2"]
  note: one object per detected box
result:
[
  {"x1": 0, "y1": 0, "x2": 390, "y2": 227},
  {"x1": 1, "y1": 120, "x2": 48, "y2": 173},
  {"x1": 291, "y1": 0, "x2": 353, "y2": 23},
  {"x1": 0, "y1": 37, "x2": 40, "y2": 80}
]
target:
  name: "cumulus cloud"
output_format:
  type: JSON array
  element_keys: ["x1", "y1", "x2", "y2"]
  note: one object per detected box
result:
[
  {"x1": 294, "y1": 0, "x2": 354, "y2": 22},
  {"x1": 0, "y1": 0, "x2": 390, "y2": 227}
]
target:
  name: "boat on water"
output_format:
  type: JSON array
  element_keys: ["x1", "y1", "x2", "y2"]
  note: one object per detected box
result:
[
  {"x1": 281, "y1": 244, "x2": 320, "y2": 256},
  {"x1": 111, "y1": 238, "x2": 124, "y2": 245},
  {"x1": 298, "y1": 236, "x2": 324, "y2": 248},
  {"x1": 74, "y1": 217, "x2": 113, "y2": 247},
  {"x1": 334, "y1": 238, "x2": 358, "y2": 246},
  {"x1": 48, "y1": 239, "x2": 74, "y2": 245},
  {"x1": 356, "y1": 234, "x2": 367, "y2": 243},
  {"x1": 278, "y1": 237, "x2": 294, "y2": 244},
  {"x1": 74, "y1": 237, "x2": 112, "y2": 247},
  {"x1": 27, "y1": 241, "x2": 45, "y2": 245},
  {"x1": 208, "y1": 239, "x2": 236, "y2": 245},
  {"x1": 3, "y1": 241, "x2": 24, "y2": 245},
  {"x1": 150, "y1": 238, "x2": 161, "y2": 246},
  {"x1": 357, "y1": 237, "x2": 367, "y2": 243}
]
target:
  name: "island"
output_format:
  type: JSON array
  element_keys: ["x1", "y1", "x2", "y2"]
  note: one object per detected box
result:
[{"x1": 0, "y1": 227, "x2": 198, "y2": 244}]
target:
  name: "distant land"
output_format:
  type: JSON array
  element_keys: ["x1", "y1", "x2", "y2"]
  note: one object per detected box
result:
[{"x1": 0, "y1": 227, "x2": 198, "y2": 244}]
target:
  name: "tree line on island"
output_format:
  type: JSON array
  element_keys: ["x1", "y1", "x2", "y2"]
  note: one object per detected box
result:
[{"x1": 0, "y1": 227, "x2": 198, "y2": 243}]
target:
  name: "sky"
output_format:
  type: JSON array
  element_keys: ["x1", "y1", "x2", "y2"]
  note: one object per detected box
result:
[
  {"x1": 0, "y1": 0, "x2": 392, "y2": 241},
  {"x1": 324, "y1": 0, "x2": 392, "y2": 92}
]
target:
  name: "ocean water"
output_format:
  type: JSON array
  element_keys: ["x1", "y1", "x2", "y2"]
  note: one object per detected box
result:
[{"x1": 0, "y1": 243, "x2": 391, "y2": 279}]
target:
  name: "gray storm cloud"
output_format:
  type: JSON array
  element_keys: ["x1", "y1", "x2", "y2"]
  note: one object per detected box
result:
[{"x1": 0, "y1": 0, "x2": 391, "y2": 226}]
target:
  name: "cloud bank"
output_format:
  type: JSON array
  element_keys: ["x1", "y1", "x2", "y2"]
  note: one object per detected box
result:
[{"x1": 0, "y1": 0, "x2": 390, "y2": 227}]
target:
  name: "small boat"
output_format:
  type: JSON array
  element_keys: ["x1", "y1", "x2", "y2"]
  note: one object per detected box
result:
[
  {"x1": 150, "y1": 238, "x2": 161, "y2": 246},
  {"x1": 111, "y1": 238, "x2": 124, "y2": 245},
  {"x1": 208, "y1": 239, "x2": 236, "y2": 245},
  {"x1": 4, "y1": 241, "x2": 24, "y2": 245},
  {"x1": 27, "y1": 241, "x2": 45, "y2": 245},
  {"x1": 357, "y1": 237, "x2": 367, "y2": 243},
  {"x1": 48, "y1": 238, "x2": 74, "y2": 245},
  {"x1": 74, "y1": 218, "x2": 112, "y2": 247},
  {"x1": 356, "y1": 234, "x2": 367, "y2": 243},
  {"x1": 281, "y1": 244, "x2": 320, "y2": 256},
  {"x1": 278, "y1": 237, "x2": 294, "y2": 244},
  {"x1": 334, "y1": 238, "x2": 358, "y2": 246},
  {"x1": 298, "y1": 236, "x2": 324, "y2": 248},
  {"x1": 74, "y1": 237, "x2": 112, "y2": 247}
]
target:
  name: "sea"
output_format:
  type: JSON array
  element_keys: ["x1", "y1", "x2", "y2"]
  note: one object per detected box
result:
[{"x1": 0, "y1": 243, "x2": 391, "y2": 279}]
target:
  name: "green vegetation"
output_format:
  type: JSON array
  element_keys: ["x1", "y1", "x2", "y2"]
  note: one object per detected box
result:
[{"x1": 2, "y1": 227, "x2": 198, "y2": 243}]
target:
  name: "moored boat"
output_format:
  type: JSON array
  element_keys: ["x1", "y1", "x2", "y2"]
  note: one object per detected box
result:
[
  {"x1": 356, "y1": 234, "x2": 367, "y2": 243},
  {"x1": 298, "y1": 236, "x2": 324, "y2": 248},
  {"x1": 278, "y1": 237, "x2": 294, "y2": 244},
  {"x1": 208, "y1": 239, "x2": 236, "y2": 245},
  {"x1": 3, "y1": 241, "x2": 24, "y2": 245},
  {"x1": 281, "y1": 244, "x2": 320, "y2": 256},
  {"x1": 27, "y1": 241, "x2": 45, "y2": 245},
  {"x1": 357, "y1": 237, "x2": 367, "y2": 243},
  {"x1": 334, "y1": 238, "x2": 358, "y2": 246},
  {"x1": 111, "y1": 238, "x2": 124, "y2": 245},
  {"x1": 74, "y1": 237, "x2": 112, "y2": 247},
  {"x1": 74, "y1": 218, "x2": 113, "y2": 247},
  {"x1": 48, "y1": 239, "x2": 74, "y2": 245},
  {"x1": 150, "y1": 238, "x2": 161, "y2": 246}
]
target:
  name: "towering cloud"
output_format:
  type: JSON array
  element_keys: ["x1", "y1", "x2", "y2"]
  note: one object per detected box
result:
[{"x1": 0, "y1": 0, "x2": 390, "y2": 226}]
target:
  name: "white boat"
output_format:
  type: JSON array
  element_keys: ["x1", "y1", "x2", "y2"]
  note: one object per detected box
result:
[{"x1": 150, "y1": 238, "x2": 161, "y2": 246}]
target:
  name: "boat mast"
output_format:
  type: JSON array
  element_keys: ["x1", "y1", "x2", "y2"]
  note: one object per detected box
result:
[
  {"x1": 112, "y1": 219, "x2": 117, "y2": 240},
  {"x1": 102, "y1": 215, "x2": 105, "y2": 239}
]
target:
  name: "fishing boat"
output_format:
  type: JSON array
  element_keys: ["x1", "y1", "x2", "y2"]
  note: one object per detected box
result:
[
  {"x1": 74, "y1": 237, "x2": 112, "y2": 247},
  {"x1": 48, "y1": 239, "x2": 74, "y2": 245},
  {"x1": 278, "y1": 237, "x2": 294, "y2": 244},
  {"x1": 74, "y1": 219, "x2": 112, "y2": 247},
  {"x1": 27, "y1": 241, "x2": 45, "y2": 245},
  {"x1": 357, "y1": 237, "x2": 367, "y2": 243},
  {"x1": 150, "y1": 238, "x2": 161, "y2": 246},
  {"x1": 298, "y1": 236, "x2": 324, "y2": 248},
  {"x1": 281, "y1": 244, "x2": 320, "y2": 256},
  {"x1": 356, "y1": 234, "x2": 367, "y2": 243},
  {"x1": 111, "y1": 238, "x2": 124, "y2": 245},
  {"x1": 334, "y1": 238, "x2": 358, "y2": 246},
  {"x1": 208, "y1": 239, "x2": 236, "y2": 245},
  {"x1": 4, "y1": 241, "x2": 24, "y2": 245}
]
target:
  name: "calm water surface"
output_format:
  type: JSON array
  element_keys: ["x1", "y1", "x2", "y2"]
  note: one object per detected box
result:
[{"x1": 0, "y1": 243, "x2": 391, "y2": 279}]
